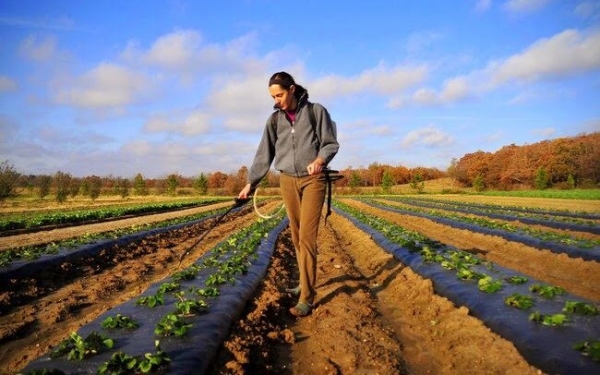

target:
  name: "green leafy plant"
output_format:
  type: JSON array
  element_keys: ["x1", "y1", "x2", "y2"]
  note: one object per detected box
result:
[
  {"x1": 192, "y1": 286, "x2": 220, "y2": 297},
  {"x1": 563, "y1": 301, "x2": 598, "y2": 315},
  {"x1": 529, "y1": 311, "x2": 568, "y2": 326},
  {"x1": 154, "y1": 313, "x2": 192, "y2": 338},
  {"x1": 171, "y1": 264, "x2": 201, "y2": 281},
  {"x1": 136, "y1": 293, "x2": 165, "y2": 307},
  {"x1": 97, "y1": 341, "x2": 171, "y2": 374},
  {"x1": 529, "y1": 284, "x2": 566, "y2": 299},
  {"x1": 50, "y1": 331, "x2": 114, "y2": 360},
  {"x1": 573, "y1": 340, "x2": 600, "y2": 362},
  {"x1": 157, "y1": 281, "x2": 181, "y2": 294},
  {"x1": 505, "y1": 275, "x2": 528, "y2": 284},
  {"x1": 478, "y1": 276, "x2": 503, "y2": 293},
  {"x1": 456, "y1": 268, "x2": 485, "y2": 281},
  {"x1": 174, "y1": 291, "x2": 208, "y2": 316},
  {"x1": 138, "y1": 340, "x2": 171, "y2": 373},
  {"x1": 97, "y1": 351, "x2": 138, "y2": 374},
  {"x1": 101, "y1": 313, "x2": 139, "y2": 330},
  {"x1": 504, "y1": 293, "x2": 534, "y2": 310}
]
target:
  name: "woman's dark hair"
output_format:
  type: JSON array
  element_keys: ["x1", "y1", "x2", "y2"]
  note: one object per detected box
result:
[{"x1": 268, "y1": 71, "x2": 308, "y2": 99}]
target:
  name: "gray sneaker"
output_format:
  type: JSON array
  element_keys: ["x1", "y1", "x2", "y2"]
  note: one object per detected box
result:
[{"x1": 285, "y1": 285, "x2": 301, "y2": 296}]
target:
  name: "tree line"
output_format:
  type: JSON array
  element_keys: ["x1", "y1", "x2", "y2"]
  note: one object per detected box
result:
[
  {"x1": 448, "y1": 132, "x2": 599, "y2": 191},
  {"x1": 0, "y1": 131, "x2": 597, "y2": 203}
]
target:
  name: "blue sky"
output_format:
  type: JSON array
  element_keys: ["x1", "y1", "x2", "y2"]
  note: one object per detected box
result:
[{"x1": 1, "y1": 0, "x2": 599, "y2": 179}]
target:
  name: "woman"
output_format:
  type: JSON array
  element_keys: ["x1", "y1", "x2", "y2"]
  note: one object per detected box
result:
[{"x1": 238, "y1": 71, "x2": 339, "y2": 317}]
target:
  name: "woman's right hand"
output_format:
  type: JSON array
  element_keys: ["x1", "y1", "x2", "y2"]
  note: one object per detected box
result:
[{"x1": 238, "y1": 183, "x2": 253, "y2": 199}]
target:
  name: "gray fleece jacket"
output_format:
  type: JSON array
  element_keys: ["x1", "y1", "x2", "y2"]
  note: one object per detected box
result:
[{"x1": 247, "y1": 96, "x2": 339, "y2": 187}]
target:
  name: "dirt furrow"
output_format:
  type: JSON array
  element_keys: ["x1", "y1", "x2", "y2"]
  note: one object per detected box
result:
[
  {"x1": 343, "y1": 199, "x2": 600, "y2": 303},
  {"x1": 213, "y1": 210, "x2": 542, "y2": 374}
]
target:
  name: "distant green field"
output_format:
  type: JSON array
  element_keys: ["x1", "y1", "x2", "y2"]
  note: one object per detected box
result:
[{"x1": 479, "y1": 189, "x2": 600, "y2": 200}]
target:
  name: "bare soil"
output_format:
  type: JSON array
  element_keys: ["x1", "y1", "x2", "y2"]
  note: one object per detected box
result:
[{"x1": 1, "y1": 195, "x2": 598, "y2": 374}]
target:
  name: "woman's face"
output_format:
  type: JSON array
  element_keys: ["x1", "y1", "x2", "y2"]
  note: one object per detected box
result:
[{"x1": 269, "y1": 84, "x2": 296, "y2": 111}]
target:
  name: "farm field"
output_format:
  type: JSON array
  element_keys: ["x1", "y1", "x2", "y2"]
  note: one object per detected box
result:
[{"x1": 1, "y1": 194, "x2": 599, "y2": 374}]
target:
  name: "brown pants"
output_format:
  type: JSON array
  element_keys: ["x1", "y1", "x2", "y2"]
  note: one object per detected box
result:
[{"x1": 279, "y1": 173, "x2": 326, "y2": 305}]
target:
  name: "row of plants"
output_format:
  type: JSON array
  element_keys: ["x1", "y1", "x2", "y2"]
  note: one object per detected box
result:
[
  {"x1": 0, "y1": 198, "x2": 224, "y2": 232},
  {"x1": 366, "y1": 198, "x2": 600, "y2": 262},
  {"x1": 403, "y1": 196, "x2": 600, "y2": 219},
  {"x1": 0, "y1": 205, "x2": 231, "y2": 268},
  {"x1": 392, "y1": 197, "x2": 600, "y2": 233},
  {"x1": 20, "y1": 209, "x2": 286, "y2": 374},
  {"x1": 333, "y1": 200, "x2": 600, "y2": 374}
]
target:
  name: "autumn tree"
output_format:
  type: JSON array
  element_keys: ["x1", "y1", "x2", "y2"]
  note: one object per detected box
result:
[
  {"x1": 133, "y1": 173, "x2": 149, "y2": 196},
  {"x1": 409, "y1": 173, "x2": 425, "y2": 194},
  {"x1": 348, "y1": 171, "x2": 362, "y2": 193},
  {"x1": 473, "y1": 174, "x2": 485, "y2": 192},
  {"x1": 113, "y1": 177, "x2": 130, "y2": 198},
  {"x1": 166, "y1": 174, "x2": 179, "y2": 196},
  {"x1": 381, "y1": 170, "x2": 394, "y2": 194},
  {"x1": 69, "y1": 178, "x2": 81, "y2": 198},
  {"x1": 85, "y1": 175, "x2": 102, "y2": 201},
  {"x1": 37, "y1": 175, "x2": 52, "y2": 199},
  {"x1": 194, "y1": 173, "x2": 209, "y2": 195},
  {"x1": 0, "y1": 160, "x2": 19, "y2": 204},
  {"x1": 54, "y1": 171, "x2": 72, "y2": 203},
  {"x1": 534, "y1": 168, "x2": 549, "y2": 190}
]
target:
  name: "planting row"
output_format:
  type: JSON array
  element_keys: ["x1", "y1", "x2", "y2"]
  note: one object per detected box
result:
[
  {"x1": 0, "y1": 202, "x2": 242, "y2": 270},
  {"x1": 366, "y1": 198, "x2": 600, "y2": 262},
  {"x1": 333, "y1": 200, "x2": 600, "y2": 375},
  {"x1": 0, "y1": 199, "x2": 224, "y2": 234},
  {"x1": 19, "y1": 209, "x2": 287, "y2": 374},
  {"x1": 391, "y1": 197, "x2": 600, "y2": 234}
]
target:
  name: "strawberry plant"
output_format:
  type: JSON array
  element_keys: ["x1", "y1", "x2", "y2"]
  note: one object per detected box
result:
[
  {"x1": 136, "y1": 293, "x2": 165, "y2": 307},
  {"x1": 97, "y1": 340, "x2": 171, "y2": 374},
  {"x1": 478, "y1": 276, "x2": 503, "y2": 293},
  {"x1": 504, "y1": 293, "x2": 534, "y2": 310},
  {"x1": 505, "y1": 275, "x2": 528, "y2": 284},
  {"x1": 97, "y1": 351, "x2": 138, "y2": 374},
  {"x1": 157, "y1": 281, "x2": 181, "y2": 294},
  {"x1": 190, "y1": 286, "x2": 220, "y2": 297},
  {"x1": 174, "y1": 291, "x2": 208, "y2": 316},
  {"x1": 154, "y1": 313, "x2": 192, "y2": 337},
  {"x1": 138, "y1": 340, "x2": 171, "y2": 373},
  {"x1": 50, "y1": 331, "x2": 114, "y2": 360},
  {"x1": 171, "y1": 264, "x2": 201, "y2": 281},
  {"x1": 529, "y1": 284, "x2": 566, "y2": 299},
  {"x1": 101, "y1": 313, "x2": 139, "y2": 330},
  {"x1": 574, "y1": 340, "x2": 600, "y2": 362},
  {"x1": 529, "y1": 311, "x2": 568, "y2": 326},
  {"x1": 563, "y1": 301, "x2": 598, "y2": 315}
]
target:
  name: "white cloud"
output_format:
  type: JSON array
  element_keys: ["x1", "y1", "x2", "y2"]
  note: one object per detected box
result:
[
  {"x1": 19, "y1": 34, "x2": 58, "y2": 61},
  {"x1": 310, "y1": 64, "x2": 428, "y2": 99},
  {"x1": 503, "y1": 0, "x2": 553, "y2": 13},
  {"x1": 0, "y1": 76, "x2": 18, "y2": 92},
  {"x1": 144, "y1": 30, "x2": 203, "y2": 69},
  {"x1": 54, "y1": 62, "x2": 152, "y2": 108},
  {"x1": 490, "y1": 29, "x2": 600, "y2": 84},
  {"x1": 401, "y1": 125, "x2": 454, "y2": 147},
  {"x1": 121, "y1": 30, "x2": 262, "y2": 78},
  {"x1": 404, "y1": 28, "x2": 600, "y2": 107},
  {"x1": 144, "y1": 110, "x2": 211, "y2": 136}
]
